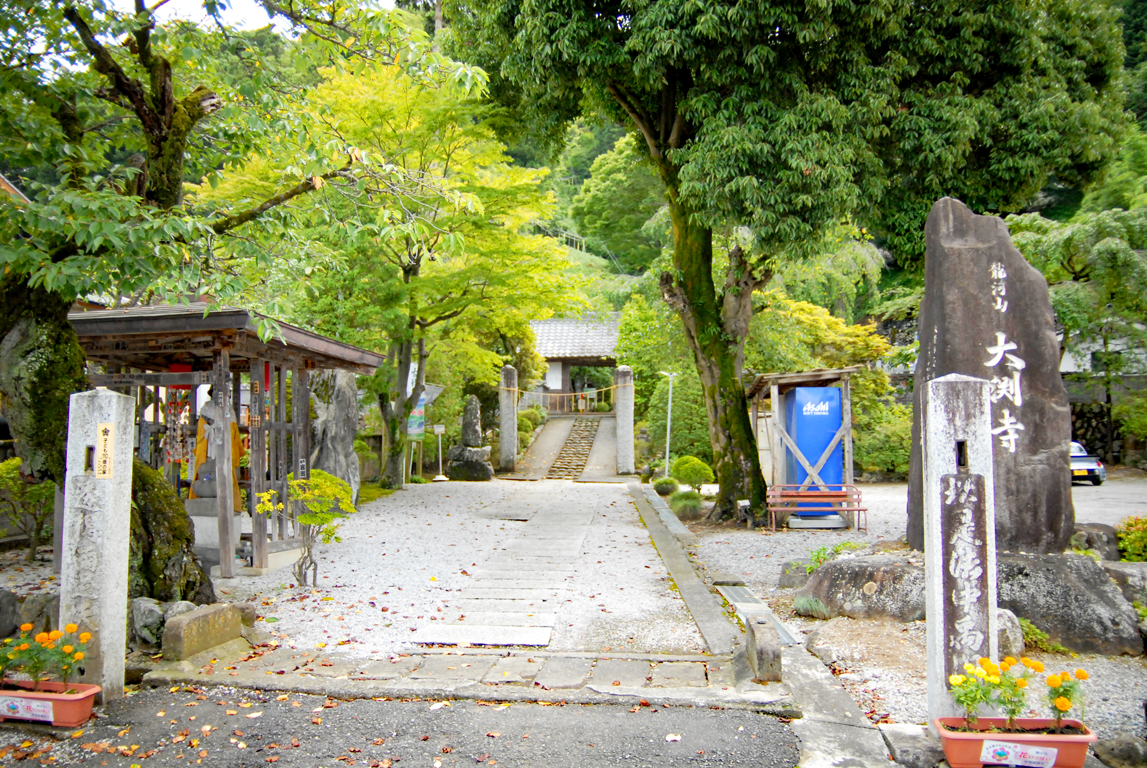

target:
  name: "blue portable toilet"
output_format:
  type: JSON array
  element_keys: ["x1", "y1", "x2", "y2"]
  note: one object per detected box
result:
[{"x1": 784, "y1": 387, "x2": 843, "y2": 515}]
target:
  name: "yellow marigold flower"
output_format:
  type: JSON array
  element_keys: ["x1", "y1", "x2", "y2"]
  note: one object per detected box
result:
[
  {"x1": 62, "y1": 645, "x2": 73, "y2": 654},
  {"x1": 1054, "y1": 696, "x2": 1072, "y2": 712},
  {"x1": 73, "y1": 652, "x2": 84, "y2": 661},
  {"x1": 1075, "y1": 669, "x2": 1088, "y2": 680},
  {"x1": 973, "y1": 668, "x2": 987, "y2": 678},
  {"x1": 19, "y1": 623, "x2": 32, "y2": 633},
  {"x1": 34, "y1": 632, "x2": 48, "y2": 644},
  {"x1": 1047, "y1": 675, "x2": 1063, "y2": 688},
  {"x1": 987, "y1": 676, "x2": 1000, "y2": 684},
  {"x1": 48, "y1": 630, "x2": 62, "y2": 641},
  {"x1": 964, "y1": 663, "x2": 975, "y2": 673},
  {"x1": 1016, "y1": 679, "x2": 1028, "y2": 689},
  {"x1": 1005, "y1": 657, "x2": 1018, "y2": 666},
  {"x1": 64, "y1": 623, "x2": 78, "y2": 634},
  {"x1": 79, "y1": 633, "x2": 91, "y2": 643},
  {"x1": 949, "y1": 674, "x2": 966, "y2": 686}
]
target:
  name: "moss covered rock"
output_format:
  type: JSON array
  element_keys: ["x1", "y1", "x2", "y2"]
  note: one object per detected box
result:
[{"x1": 131, "y1": 458, "x2": 215, "y2": 605}]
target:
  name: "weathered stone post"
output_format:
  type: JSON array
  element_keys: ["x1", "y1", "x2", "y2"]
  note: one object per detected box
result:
[
  {"x1": 499, "y1": 365, "x2": 517, "y2": 472},
  {"x1": 923, "y1": 373, "x2": 998, "y2": 725},
  {"x1": 615, "y1": 366, "x2": 635, "y2": 475},
  {"x1": 60, "y1": 389, "x2": 135, "y2": 702}
]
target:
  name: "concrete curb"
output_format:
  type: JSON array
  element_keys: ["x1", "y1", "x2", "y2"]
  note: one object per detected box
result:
[
  {"x1": 628, "y1": 483, "x2": 739, "y2": 656},
  {"x1": 641, "y1": 485, "x2": 700, "y2": 545}
]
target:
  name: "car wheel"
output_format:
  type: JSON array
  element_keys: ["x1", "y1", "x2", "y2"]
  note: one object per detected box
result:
[{"x1": 1091, "y1": 477, "x2": 1103, "y2": 486}]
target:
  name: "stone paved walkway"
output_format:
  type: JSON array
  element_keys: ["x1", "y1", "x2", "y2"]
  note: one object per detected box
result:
[{"x1": 409, "y1": 491, "x2": 596, "y2": 647}]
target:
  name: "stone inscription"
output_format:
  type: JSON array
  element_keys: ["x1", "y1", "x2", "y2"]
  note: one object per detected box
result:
[
  {"x1": 95, "y1": 422, "x2": 114, "y2": 478},
  {"x1": 941, "y1": 473, "x2": 991, "y2": 675}
]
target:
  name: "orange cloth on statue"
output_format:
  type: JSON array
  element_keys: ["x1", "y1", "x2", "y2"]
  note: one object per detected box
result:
[{"x1": 189, "y1": 417, "x2": 245, "y2": 512}]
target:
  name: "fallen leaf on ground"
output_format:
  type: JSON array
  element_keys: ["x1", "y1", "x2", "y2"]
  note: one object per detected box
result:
[
  {"x1": 666, "y1": 734, "x2": 681, "y2": 742},
  {"x1": 486, "y1": 732, "x2": 500, "y2": 738},
  {"x1": 312, "y1": 717, "x2": 322, "y2": 725},
  {"x1": 246, "y1": 712, "x2": 263, "y2": 719}
]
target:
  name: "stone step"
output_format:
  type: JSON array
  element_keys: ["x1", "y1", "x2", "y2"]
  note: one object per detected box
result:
[
  {"x1": 410, "y1": 625, "x2": 552, "y2": 647},
  {"x1": 448, "y1": 611, "x2": 557, "y2": 627}
]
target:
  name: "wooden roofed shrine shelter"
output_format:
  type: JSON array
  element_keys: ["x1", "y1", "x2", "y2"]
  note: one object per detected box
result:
[
  {"x1": 68, "y1": 303, "x2": 386, "y2": 578},
  {"x1": 746, "y1": 367, "x2": 862, "y2": 489}
]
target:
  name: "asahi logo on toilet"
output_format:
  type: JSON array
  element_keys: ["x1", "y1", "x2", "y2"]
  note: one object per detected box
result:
[{"x1": 802, "y1": 401, "x2": 831, "y2": 416}]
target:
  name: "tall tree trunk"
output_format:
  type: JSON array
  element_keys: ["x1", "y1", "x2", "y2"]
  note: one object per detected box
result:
[
  {"x1": 0, "y1": 278, "x2": 89, "y2": 484},
  {"x1": 377, "y1": 338, "x2": 425, "y2": 489},
  {"x1": 657, "y1": 190, "x2": 767, "y2": 522}
]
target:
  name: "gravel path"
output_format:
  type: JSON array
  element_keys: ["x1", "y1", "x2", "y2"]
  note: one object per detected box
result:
[
  {"x1": 221, "y1": 480, "x2": 703, "y2": 657},
  {"x1": 686, "y1": 481, "x2": 1147, "y2": 740}
]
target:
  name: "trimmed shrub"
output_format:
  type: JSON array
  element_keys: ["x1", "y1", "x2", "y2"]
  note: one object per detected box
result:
[
  {"x1": 517, "y1": 417, "x2": 534, "y2": 434},
  {"x1": 0, "y1": 458, "x2": 54, "y2": 562},
  {"x1": 519, "y1": 409, "x2": 544, "y2": 429},
  {"x1": 670, "y1": 455, "x2": 714, "y2": 491},
  {"x1": 668, "y1": 489, "x2": 703, "y2": 518},
  {"x1": 595, "y1": 402, "x2": 611, "y2": 412},
  {"x1": 653, "y1": 477, "x2": 679, "y2": 496}
]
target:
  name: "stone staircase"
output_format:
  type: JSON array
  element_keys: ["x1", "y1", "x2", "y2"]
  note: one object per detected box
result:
[{"x1": 545, "y1": 417, "x2": 600, "y2": 479}]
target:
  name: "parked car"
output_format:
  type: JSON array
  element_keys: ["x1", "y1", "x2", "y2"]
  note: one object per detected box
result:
[{"x1": 1070, "y1": 441, "x2": 1106, "y2": 485}]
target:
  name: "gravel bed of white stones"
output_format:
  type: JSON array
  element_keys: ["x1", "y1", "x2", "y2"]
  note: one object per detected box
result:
[
  {"x1": 686, "y1": 482, "x2": 1147, "y2": 739},
  {"x1": 221, "y1": 480, "x2": 703, "y2": 657}
]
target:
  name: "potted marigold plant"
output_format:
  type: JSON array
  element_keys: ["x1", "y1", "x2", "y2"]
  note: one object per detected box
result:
[
  {"x1": 936, "y1": 657, "x2": 1097, "y2": 768},
  {"x1": 0, "y1": 622, "x2": 101, "y2": 727}
]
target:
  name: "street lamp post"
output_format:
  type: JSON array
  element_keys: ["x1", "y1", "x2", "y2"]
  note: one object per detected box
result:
[{"x1": 659, "y1": 371, "x2": 678, "y2": 478}]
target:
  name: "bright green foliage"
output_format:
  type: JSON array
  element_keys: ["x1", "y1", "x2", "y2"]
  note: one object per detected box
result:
[
  {"x1": 0, "y1": 458, "x2": 55, "y2": 563},
  {"x1": 450, "y1": 0, "x2": 1123, "y2": 519},
  {"x1": 646, "y1": 373, "x2": 713, "y2": 466},
  {"x1": 1116, "y1": 516, "x2": 1147, "y2": 561},
  {"x1": 569, "y1": 135, "x2": 665, "y2": 273},
  {"x1": 652, "y1": 477, "x2": 679, "y2": 496},
  {"x1": 1114, "y1": 392, "x2": 1147, "y2": 440},
  {"x1": 668, "y1": 490, "x2": 703, "y2": 517},
  {"x1": 595, "y1": 402, "x2": 611, "y2": 413},
  {"x1": 1008, "y1": 209, "x2": 1147, "y2": 458},
  {"x1": 1078, "y1": 127, "x2": 1147, "y2": 214},
  {"x1": 615, "y1": 292, "x2": 694, "y2": 416},
  {"x1": 671, "y1": 456, "x2": 714, "y2": 492},
  {"x1": 259, "y1": 469, "x2": 355, "y2": 586},
  {"x1": 2, "y1": 624, "x2": 90, "y2": 688},
  {"x1": 1019, "y1": 618, "x2": 1071, "y2": 654}
]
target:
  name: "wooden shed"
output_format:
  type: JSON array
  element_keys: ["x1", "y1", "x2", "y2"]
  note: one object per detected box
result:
[{"x1": 69, "y1": 303, "x2": 386, "y2": 577}]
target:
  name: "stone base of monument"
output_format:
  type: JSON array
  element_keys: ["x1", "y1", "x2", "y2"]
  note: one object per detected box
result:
[
  {"x1": 446, "y1": 445, "x2": 494, "y2": 481},
  {"x1": 185, "y1": 498, "x2": 243, "y2": 552},
  {"x1": 786, "y1": 514, "x2": 847, "y2": 529}
]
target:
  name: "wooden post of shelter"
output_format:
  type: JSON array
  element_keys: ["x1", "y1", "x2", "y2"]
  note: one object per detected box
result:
[
  {"x1": 250, "y1": 359, "x2": 269, "y2": 570},
  {"x1": 214, "y1": 346, "x2": 235, "y2": 579}
]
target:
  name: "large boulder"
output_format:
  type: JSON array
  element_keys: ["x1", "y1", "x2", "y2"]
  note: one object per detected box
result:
[
  {"x1": 793, "y1": 555, "x2": 925, "y2": 621},
  {"x1": 446, "y1": 445, "x2": 494, "y2": 482},
  {"x1": 130, "y1": 596, "x2": 165, "y2": 647},
  {"x1": 1093, "y1": 734, "x2": 1147, "y2": 768},
  {"x1": 310, "y1": 369, "x2": 361, "y2": 504},
  {"x1": 997, "y1": 552, "x2": 1143, "y2": 656},
  {"x1": 1102, "y1": 561, "x2": 1147, "y2": 606},
  {"x1": 0, "y1": 588, "x2": 18, "y2": 637},
  {"x1": 907, "y1": 198, "x2": 1073, "y2": 554},
  {"x1": 1072, "y1": 523, "x2": 1121, "y2": 561},
  {"x1": 131, "y1": 458, "x2": 215, "y2": 605},
  {"x1": 996, "y1": 607, "x2": 1024, "y2": 659},
  {"x1": 17, "y1": 592, "x2": 58, "y2": 634}
]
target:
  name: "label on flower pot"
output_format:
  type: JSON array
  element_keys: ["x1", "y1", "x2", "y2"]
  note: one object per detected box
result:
[
  {"x1": 0, "y1": 695, "x2": 54, "y2": 723},
  {"x1": 980, "y1": 740, "x2": 1057, "y2": 768}
]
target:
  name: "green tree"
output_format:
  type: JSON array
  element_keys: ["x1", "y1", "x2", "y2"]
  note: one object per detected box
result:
[
  {"x1": 450, "y1": 0, "x2": 1123, "y2": 519},
  {"x1": 1009, "y1": 208, "x2": 1147, "y2": 460},
  {"x1": 569, "y1": 135, "x2": 665, "y2": 273},
  {"x1": 277, "y1": 66, "x2": 580, "y2": 487},
  {"x1": 0, "y1": 0, "x2": 482, "y2": 486}
]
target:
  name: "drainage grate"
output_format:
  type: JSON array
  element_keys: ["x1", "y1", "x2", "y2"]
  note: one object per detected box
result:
[{"x1": 545, "y1": 417, "x2": 600, "y2": 479}]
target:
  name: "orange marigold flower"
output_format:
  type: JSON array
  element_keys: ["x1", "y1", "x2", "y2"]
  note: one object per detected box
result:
[
  {"x1": 1054, "y1": 696, "x2": 1072, "y2": 712},
  {"x1": 48, "y1": 630, "x2": 62, "y2": 641},
  {"x1": 62, "y1": 645, "x2": 73, "y2": 654},
  {"x1": 978, "y1": 657, "x2": 991, "y2": 668},
  {"x1": 1031, "y1": 661, "x2": 1045, "y2": 673},
  {"x1": 1075, "y1": 669, "x2": 1089, "y2": 680},
  {"x1": 1047, "y1": 675, "x2": 1063, "y2": 688},
  {"x1": 1000, "y1": 662, "x2": 1011, "y2": 673},
  {"x1": 34, "y1": 632, "x2": 48, "y2": 644},
  {"x1": 19, "y1": 623, "x2": 32, "y2": 633},
  {"x1": 73, "y1": 652, "x2": 85, "y2": 661},
  {"x1": 18, "y1": 643, "x2": 29, "y2": 651},
  {"x1": 1060, "y1": 671, "x2": 1071, "y2": 680},
  {"x1": 79, "y1": 633, "x2": 91, "y2": 643},
  {"x1": 1016, "y1": 679, "x2": 1028, "y2": 689},
  {"x1": 64, "y1": 623, "x2": 78, "y2": 634},
  {"x1": 1004, "y1": 657, "x2": 1018, "y2": 666}
]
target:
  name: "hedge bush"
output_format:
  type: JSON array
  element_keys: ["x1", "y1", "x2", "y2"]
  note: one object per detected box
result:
[
  {"x1": 670, "y1": 455, "x2": 714, "y2": 491},
  {"x1": 653, "y1": 477, "x2": 679, "y2": 496},
  {"x1": 1117, "y1": 516, "x2": 1147, "y2": 561},
  {"x1": 595, "y1": 402, "x2": 611, "y2": 412},
  {"x1": 668, "y1": 489, "x2": 703, "y2": 517}
]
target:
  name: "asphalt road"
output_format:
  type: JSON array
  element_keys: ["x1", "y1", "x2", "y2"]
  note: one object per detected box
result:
[
  {"x1": 1070, "y1": 469, "x2": 1147, "y2": 528},
  {"x1": 0, "y1": 686, "x2": 800, "y2": 768}
]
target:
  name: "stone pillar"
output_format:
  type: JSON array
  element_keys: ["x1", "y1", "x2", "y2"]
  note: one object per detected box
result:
[
  {"x1": 499, "y1": 366, "x2": 517, "y2": 472},
  {"x1": 51, "y1": 485, "x2": 64, "y2": 574},
  {"x1": 60, "y1": 389, "x2": 135, "y2": 702},
  {"x1": 923, "y1": 374, "x2": 998, "y2": 725},
  {"x1": 615, "y1": 366, "x2": 635, "y2": 474}
]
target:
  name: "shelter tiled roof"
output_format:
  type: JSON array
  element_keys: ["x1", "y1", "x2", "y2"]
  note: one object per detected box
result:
[{"x1": 531, "y1": 315, "x2": 620, "y2": 361}]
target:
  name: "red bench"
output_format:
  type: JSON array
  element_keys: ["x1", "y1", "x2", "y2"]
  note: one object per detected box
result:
[{"x1": 764, "y1": 484, "x2": 867, "y2": 533}]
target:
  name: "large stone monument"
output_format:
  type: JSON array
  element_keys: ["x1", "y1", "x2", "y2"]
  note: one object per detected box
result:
[
  {"x1": 446, "y1": 395, "x2": 494, "y2": 481},
  {"x1": 60, "y1": 389, "x2": 135, "y2": 702},
  {"x1": 922, "y1": 374, "x2": 998, "y2": 723},
  {"x1": 908, "y1": 198, "x2": 1073, "y2": 553},
  {"x1": 311, "y1": 369, "x2": 362, "y2": 503}
]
